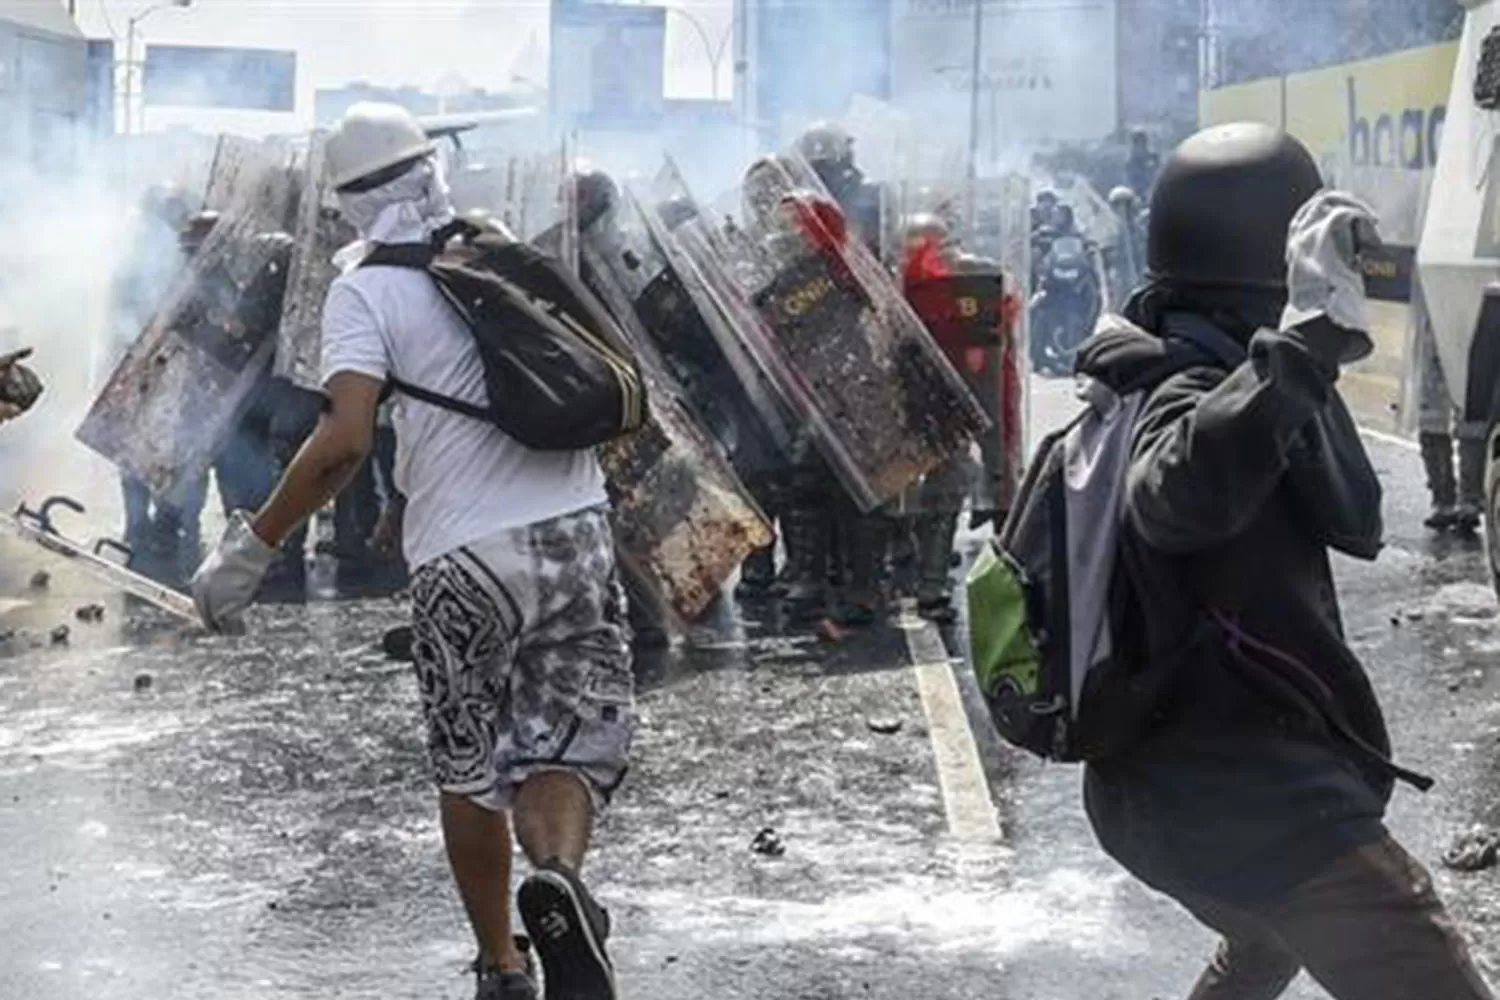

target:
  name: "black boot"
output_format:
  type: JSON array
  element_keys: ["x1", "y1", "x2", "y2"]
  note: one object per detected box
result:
[
  {"x1": 835, "y1": 513, "x2": 890, "y2": 628},
  {"x1": 735, "y1": 543, "x2": 777, "y2": 601},
  {"x1": 1454, "y1": 436, "x2": 1487, "y2": 534},
  {"x1": 913, "y1": 512, "x2": 960, "y2": 623},
  {"x1": 778, "y1": 504, "x2": 829, "y2": 622},
  {"x1": 1420, "y1": 432, "x2": 1458, "y2": 530}
]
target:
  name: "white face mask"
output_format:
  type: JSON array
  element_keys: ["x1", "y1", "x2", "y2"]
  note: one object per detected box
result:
[{"x1": 332, "y1": 156, "x2": 456, "y2": 270}]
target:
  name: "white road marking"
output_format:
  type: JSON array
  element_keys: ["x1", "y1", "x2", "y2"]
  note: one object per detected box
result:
[
  {"x1": 1359, "y1": 425, "x2": 1418, "y2": 452},
  {"x1": 903, "y1": 618, "x2": 1003, "y2": 844}
]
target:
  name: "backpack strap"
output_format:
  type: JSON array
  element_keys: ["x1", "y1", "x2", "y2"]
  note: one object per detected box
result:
[{"x1": 357, "y1": 235, "x2": 491, "y2": 423}]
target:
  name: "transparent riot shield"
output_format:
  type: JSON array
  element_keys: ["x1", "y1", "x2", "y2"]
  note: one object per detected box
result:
[
  {"x1": 644, "y1": 156, "x2": 989, "y2": 512},
  {"x1": 888, "y1": 176, "x2": 1032, "y2": 524},
  {"x1": 77, "y1": 142, "x2": 301, "y2": 505},
  {"x1": 455, "y1": 138, "x2": 578, "y2": 268},
  {"x1": 275, "y1": 133, "x2": 347, "y2": 390},
  {"x1": 574, "y1": 199, "x2": 774, "y2": 625}
]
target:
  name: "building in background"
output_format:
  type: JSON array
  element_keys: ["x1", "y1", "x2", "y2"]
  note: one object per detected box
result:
[
  {"x1": 316, "y1": 83, "x2": 530, "y2": 129},
  {"x1": 1117, "y1": 0, "x2": 1199, "y2": 136},
  {"x1": 749, "y1": 0, "x2": 888, "y2": 145},
  {"x1": 550, "y1": 0, "x2": 667, "y2": 131},
  {"x1": 1205, "y1": 0, "x2": 1462, "y2": 88},
  {"x1": 0, "y1": 1, "x2": 88, "y2": 173}
]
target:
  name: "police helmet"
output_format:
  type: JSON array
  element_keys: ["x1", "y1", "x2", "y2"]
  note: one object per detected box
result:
[
  {"x1": 1147, "y1": 122, "x2": 1322, "y2": 290},
  {"x1": 795, "y1": 123, "x2": 854, "y2": 169},
  {"x1": 178, "y1": 210, "x2": 221, "y2": 254}
]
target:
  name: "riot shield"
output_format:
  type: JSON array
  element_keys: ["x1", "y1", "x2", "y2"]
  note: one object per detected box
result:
[
  {"x1": 451, "y1": 139, "x2": 577, "y2": 266},
  {"x1": 643, "y1": 157, "x2": 989, "y2": 513},
  {"x1": 592, "y1": 192, "x2": 792, "y2": 472},
  {"x1": 575, "y1": 200, "x2": 774, "y2": 625},
  {"x1": 275, "y1": 133, "x2": 346, "y2": 390},
  {"x1": 77, "y1": 141, "x2": 300, "y2": 505}
]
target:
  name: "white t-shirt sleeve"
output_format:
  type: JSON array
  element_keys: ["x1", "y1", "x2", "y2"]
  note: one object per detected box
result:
[{"x1": 320, "y1": 279, "x2": 389, "y2": 386}]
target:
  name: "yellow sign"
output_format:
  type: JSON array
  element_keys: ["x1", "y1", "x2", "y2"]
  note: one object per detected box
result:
[
  {"x1": 1285, "y1": 42, "x2": 1456, "y2": 173},
  {"x1": 1201, "y1": 42, "x2": 1457, "y2": 174}
]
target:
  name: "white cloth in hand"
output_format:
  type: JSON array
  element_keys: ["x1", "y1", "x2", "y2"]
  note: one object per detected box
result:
[
  {"x1": 192, "y1": 511, "x2": 277, "y2": 634},
  {"x1": 1280, "y1": 190, "x2": 1382, "y2": 362}
]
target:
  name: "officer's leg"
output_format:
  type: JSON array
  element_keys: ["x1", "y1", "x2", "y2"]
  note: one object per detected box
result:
[
  {"x1": 834, "y1": 499, "x2": 893, "y2": 628},
  {"x1": 1455, "y1": 419, "x2": 1487, "y2": 534},
  {"x1": 778, "y1": 459, "x2": 831, "y2": 622},
  {"x1": 1416, "y1": 303, "x2": 1460, "y2": 530},
  {"x1": 913, "y1": 455, "x2": 971, "y2": 622},
  {"x1": 735, "y1": 470, "x2": 781, "y2": 600}
]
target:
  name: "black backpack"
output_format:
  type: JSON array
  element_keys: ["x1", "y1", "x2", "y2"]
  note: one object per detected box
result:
[{"x1": 361, "y1": 220, "x2": 646, "y2": 451}]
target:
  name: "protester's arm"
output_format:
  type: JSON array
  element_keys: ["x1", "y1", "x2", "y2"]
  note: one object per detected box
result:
[
  {"x1": 250, "y1": 372, "x2": 381, "y2": 546},
  {"x1": 191, "y1": 283, "x2": 386, "y2": 633},
  {"x1": 1125, "y1": 321, "x2": 1353, "y2": 554}
]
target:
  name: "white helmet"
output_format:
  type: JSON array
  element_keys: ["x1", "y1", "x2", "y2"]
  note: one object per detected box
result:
[
  {"x1": 326, "y1": 102, "x2": 436, "y2": 191},
  {"x1": 902, "y1": 211, "x2": 950, "y2": 245}
]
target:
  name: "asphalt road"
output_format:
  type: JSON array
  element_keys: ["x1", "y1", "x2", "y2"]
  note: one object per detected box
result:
[{"x1": 0, "y1": 376, "x2": 1496, "y2": 999}]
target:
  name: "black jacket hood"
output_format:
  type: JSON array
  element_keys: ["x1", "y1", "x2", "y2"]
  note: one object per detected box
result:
[{"x1": 1075, "y1": 312, "x2": 1230, "y2": 393}]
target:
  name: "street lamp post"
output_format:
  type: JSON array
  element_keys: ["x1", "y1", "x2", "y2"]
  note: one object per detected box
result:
[
  {"x1": 120, "y1": 0, "x2": 193, "y2": 135},
  {"x1": 967, "y1": 0, "x2": 985, "y2": 190},
  {"x1": 662, "y1": 5, "x2": 733, "y2": 101}
]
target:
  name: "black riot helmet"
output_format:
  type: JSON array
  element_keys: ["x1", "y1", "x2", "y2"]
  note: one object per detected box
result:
[
  {"x1": 657, "y1": 194, "x2": 700, "y2": 232},
  {"x1": 178, "y1": 210, "x2": 221, "y2": 255},
  {"x1": 572, "y1": 167, "x2": 619, "y2": 232},
  {"x1": 1146, "y1": 122, "x2": 1322, "y2": 291}
]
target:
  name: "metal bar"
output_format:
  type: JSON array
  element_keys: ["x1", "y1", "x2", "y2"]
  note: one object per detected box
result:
[{"x1": 0, "y1": 512, "x2": 199, "y2": 622}]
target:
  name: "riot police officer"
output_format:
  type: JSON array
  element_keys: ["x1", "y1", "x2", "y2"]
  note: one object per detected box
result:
[{"x1": 788, "y1": 124, "x2": 892, "y2": 626}]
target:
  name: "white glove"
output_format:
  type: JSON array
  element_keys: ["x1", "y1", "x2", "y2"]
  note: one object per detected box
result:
[
  {"x1": 1280, "y1": 190, "x2": 1381, "y2": 362},
  {"x1": 191, "y1": 511, "x2": 277, "y2": 634}
]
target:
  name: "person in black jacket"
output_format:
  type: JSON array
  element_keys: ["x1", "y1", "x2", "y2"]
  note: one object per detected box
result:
[{"x1": 1078, "y1": 123, "x2": 1493, "y2": 1000}]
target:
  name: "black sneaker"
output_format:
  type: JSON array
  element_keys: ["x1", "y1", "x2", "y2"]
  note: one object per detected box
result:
[
  {"x1": 517, "y1": 860, "x2": 616, "y2": 1000},
  {"x1": 473, "y1": 938, "x2": 538, "y2": 1000}
]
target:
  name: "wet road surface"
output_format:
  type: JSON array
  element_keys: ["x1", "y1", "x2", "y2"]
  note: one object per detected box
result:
[{"x1": 0, "y1": 377, "x2": 1497, "y2": 999}]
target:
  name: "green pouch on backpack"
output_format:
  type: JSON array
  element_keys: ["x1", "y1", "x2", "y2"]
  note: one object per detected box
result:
[{"x1": 966, "y1": 540, "x2": 1042, "y2": 700}]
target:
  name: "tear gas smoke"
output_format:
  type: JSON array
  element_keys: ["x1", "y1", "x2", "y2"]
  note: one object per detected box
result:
[{"x1": 0, "y1": 148, "x2": 207, "y2": 536}]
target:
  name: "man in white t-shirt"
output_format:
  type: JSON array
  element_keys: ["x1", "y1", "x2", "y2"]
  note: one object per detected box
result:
[{"x1": 191, "y1": 103, "x2": 632, "y2": 1000}]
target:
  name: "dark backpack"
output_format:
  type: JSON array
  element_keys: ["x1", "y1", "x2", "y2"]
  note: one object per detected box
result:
[
  {"x1": 966, "y1": 365, "x2": 1186, "y2": 762},
  {"x1": 361, "y1": 221, "x2": 646, "y2": 450}
]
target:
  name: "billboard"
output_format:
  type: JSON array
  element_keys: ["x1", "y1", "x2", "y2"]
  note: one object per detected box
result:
[
  {"x1": 889, "y1": 0, "x2": 1117, "y2": 150},
  {"x1": 1200, "y1": 41, "x2": 1457, "y2": 244},
  {"x1": 143, "y1": 44, "x2": 297, "y2": 112},
  {"x1": 550, "y1": 2, "x2": 666, "y2": 128}
]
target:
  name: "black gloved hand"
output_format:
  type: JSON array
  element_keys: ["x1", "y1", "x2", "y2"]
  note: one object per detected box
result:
[{"x1": 1282, "y1": 315, "x2": 1365, "y2": 380}]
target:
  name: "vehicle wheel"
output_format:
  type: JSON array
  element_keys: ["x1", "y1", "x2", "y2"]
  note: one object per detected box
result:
[{"x1": 1488, "y1": 429, "x2": 1500, "y2": 599}]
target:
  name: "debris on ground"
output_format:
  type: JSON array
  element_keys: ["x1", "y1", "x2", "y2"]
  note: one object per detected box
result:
[
  {"x1": 74, "y1": 604, "x2": 105, "y2": 624},
  {"x1": 381, "y1": 625, "x2": 414, "y2": 662},
  {"x1": 866, "y1": 717, "x2": 904, "y2": 735},
  {"x1": 750, "y1": 826, "x2": 786, "y2": 857},
  {"x1": 817, "y1": 618, "x2": 849, "y2": 644},
  {"x1": 132, "y1": 673, "x2": 153, "y2": 693},
  {"x1": 29, "y1": 571, "x2": 49, "y2": 590},
  {"x1": 1442, "y1": 826, "x2": 1500, "y2": 872},
  {"x1": 48, "y1": 625, "x2": 69, "y2": 646}
]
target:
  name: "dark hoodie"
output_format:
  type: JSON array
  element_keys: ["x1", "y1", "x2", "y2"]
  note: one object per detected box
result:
[{"x1": 1079, "y1": 308, "x2": 1423, "y2": 907}]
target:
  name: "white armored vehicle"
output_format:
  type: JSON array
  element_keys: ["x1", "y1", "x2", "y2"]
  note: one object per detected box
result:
[{"x1": 1417, "y1": 0, "x2": 1500, "y2": 593}]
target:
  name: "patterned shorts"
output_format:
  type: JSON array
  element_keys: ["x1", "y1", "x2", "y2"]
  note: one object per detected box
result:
[{"x1": 409, "y1": 505, "x2": 633, "y2": 812}]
